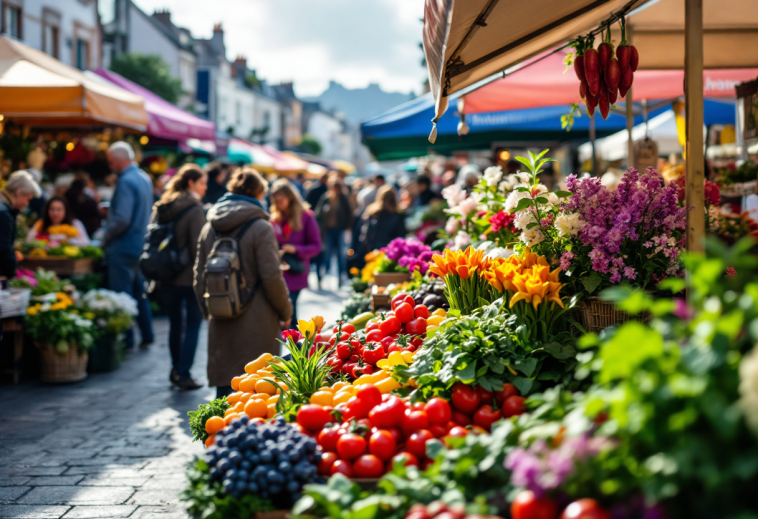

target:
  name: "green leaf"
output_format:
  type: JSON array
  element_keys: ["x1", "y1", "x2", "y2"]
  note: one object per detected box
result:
[
  {"x1": 599, "y1": 321, "x2": 664, "y2": 383},
  {"x1": 514, "y1": 197, "x2": 535, "y2": 212},
  {"x1": 657, "y1": 277, "x2": 686, "y2": 294},
  {"x1": 554, "y1": 190, "x2": 573, "y2": 198},
  {"x1": 511, "y1": 376, "x2": 533, "y2": 395},
  {"x1": 580, "y1": 272, "x2": 602, "y2": 294},
  {"x1": 514, "y1": 357, "x2": 538, "y2": 377},
  {"x1": 543, "y1": 342, "x2": 577, "y2": 359}
]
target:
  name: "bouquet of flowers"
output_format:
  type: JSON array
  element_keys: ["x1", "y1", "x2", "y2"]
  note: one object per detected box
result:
[
  {"x1": 79, "y1": 289, "x2": 138, "y2": 335},
  {"x1": 10, "y1": 268, "x2": 69, "y2": 296},
  {"x1": 26, "y1": 292, "x2": 95, "y2": 354},
  {"x1": 380, "y1": 237, "x2": 438, "y2": 275}
]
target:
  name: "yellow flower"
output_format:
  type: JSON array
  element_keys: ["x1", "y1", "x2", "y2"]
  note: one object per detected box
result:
[
  {"x1": 298, "y1": 319, "x2": 316, "y2": 339},
  {"x1": 62, "y1": 246, "x2": 81, "y2": 258},
  {"x1": 483, "y1": 249, "x2": 565, "y2": 310},
  {"x1": 429, "y1": 246, "x2": 493, "y2": 280},
  {"x1": 50, "y1": 302, "x2": 67, "y2": 311},
  {"x1": 311, "y1": 315, "x2": 325, "y2": 332},
  {"x1": 349, "y1": 267, "x2": 359, "y2": 275},
  {"x1": 83, "y1": 312, "x2": 95, "y2": 319},
  {"x1": 56, "y1": 292, "x2": 74, "y2": 307},
  {"x1": 26, "y1": 304, "x2": 40, "y2": 316},
  {"x1": 29, "y1": 248, "x2": 48, "y2": 258},
  {"x1": 48, "y1": 224, "x2": 79, "y2": 238}
]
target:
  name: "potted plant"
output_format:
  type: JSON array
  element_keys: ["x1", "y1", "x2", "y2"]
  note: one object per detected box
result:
[
  {"x1": 79, "y1": 289, "x2": 138, "y2": 373},
  {"x1": 25, "y1": 292, "x2": 95, "y2": 383}
]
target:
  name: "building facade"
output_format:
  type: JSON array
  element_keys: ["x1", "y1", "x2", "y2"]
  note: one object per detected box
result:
[{"x1": 1, "y1": 0, "x2": 100, "y2": 69}]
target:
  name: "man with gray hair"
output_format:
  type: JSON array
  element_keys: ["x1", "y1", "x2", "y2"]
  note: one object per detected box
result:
[
  {"x1": 102, "y1": 141, "x2": 154, "y2": 349},
  {"x1": 0, "y1": 170, "x2": 42, "y2": 281}
]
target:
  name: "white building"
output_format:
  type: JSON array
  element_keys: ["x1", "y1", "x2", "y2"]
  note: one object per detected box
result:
[
  {"x1": 1, "y1": 0, "x2": 100, "y2": 69},
  {"x1": 304, "y1": 104, "x2": 356, "y2": 162},
  {"x1": 100, "y1": 1, "x2": 197, "y2": 109}
]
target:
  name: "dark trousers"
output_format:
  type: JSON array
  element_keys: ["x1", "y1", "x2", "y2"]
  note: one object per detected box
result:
[
  {"x1": 322, "y1": 228, "x2": 346, "y2": 280},
  {"x1": 107, "y1": 254, "x2": 154, "y2": 348},
  {"x1": 216, "y1": 385, "x2": 234, "y2": 399},
  {"x1": 289, "y1": 289, "x2": 300, "y2": 328},
  {"x1": 162, "y1": 285, "x2": 202, "y2": 379}
]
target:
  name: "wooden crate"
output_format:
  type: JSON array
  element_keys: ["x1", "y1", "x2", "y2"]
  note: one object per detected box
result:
[
  {"x1": 373, "y1": 272, "x2": 410, "y2": 287},
  {"x1": 21, "y1": 257, "x2": 94, "y2": 276}
]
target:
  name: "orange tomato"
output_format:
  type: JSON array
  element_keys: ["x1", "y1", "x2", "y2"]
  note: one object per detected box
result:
[
  {"x1": 205, "y1": 434, "x2": 216, "y2": 448},
  {"x1": 245, "y1": 399, "x2": 268, "y2": 419},
  {"x1": 231, "y1": 376, "x2": 243, "y2": 391},
  {"x1": 227, "y1": 392, "x2": 243, "y2": 405},
  {"x1": 239, "y1": 375, "x2": 259, "y2": 393},
  {"x1": 239, "y1": 392, "x2": 253, "y2": 403},
  {"x1": 255, "y1": 378, "x2": 278, "y2": 395},
  {"x1": 310, "y1": 391, "x2": 333, "y2": 407},
  {"x1": 266, "y1": 403, "x2": 277, "y2": 419},
  {"x1": 205, "y1": 416, "x2": 225, "y2": 434},
  {"x1": 224, "y1": 413, "x2": 238, "y2": 425}
]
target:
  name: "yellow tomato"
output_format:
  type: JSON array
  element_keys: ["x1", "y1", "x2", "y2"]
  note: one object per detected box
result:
[
  {"x1": 245, "y1": 353, "x2": 273, "y2": 374},
  {"x1": 433, "y1": 308, "x2": 446, "y2": 317},
  {"x1": 427, "y1": 315, "x2": 444, "y2": 326},
  {"x1": 375, "y1": 376, "x2": 401, "y2": 393},
  {"x1": 266, "y1": 403, "x2": 277, "y2": 419},
  {"x1": 332, "y1": 391, "x2": 353, "y2": 405},
  {"x1": 255, "y1": 379, "x2": 278, "y2": 395},
  {"x1": 401, "y1": 351, "x2": 414, "y2": 364},
  {"x1": 388, "y1": 351, "x2": 407, "y2": 366},
  {"x1": 238, "y1": 375, "x2": 259, "y2": 393},
  {"x1": 332, "y1": 381, "x2": 349, "y2": 392},
  {"x1": 310, "y1": 391, "x2": 333, "y2": 406}
]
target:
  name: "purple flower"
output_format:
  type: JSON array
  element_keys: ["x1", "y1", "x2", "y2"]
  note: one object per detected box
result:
[
  {"x1": 560, "y1": 251, "x2": 575, "y2": 271},
  {"x1": 379, "y1": 237, "x2": 439, "y2": 274}
]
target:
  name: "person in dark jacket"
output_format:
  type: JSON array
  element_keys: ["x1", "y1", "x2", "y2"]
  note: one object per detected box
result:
[
  {"x1": 202, "y1": 160, "x2": 230, "y2": 205},
  {"x1": 151, "y1": 164, "x2": 207, "y2": 390},
  {"x1": 305, "y1": 172, "x2": 328, "y2": 287},
  {"x1": 65, "y1": 178, "x2": 101, "y2": 237},
  {"x1": 315, "y1": 179, "x2": 352, "y2": 285},
  {"x1": 413, "y1": 175, "x2": 440, "y2": 207},
  {"x1": 0, "y1": 171, "x2": 42, "y2": 281},
  {"x1": 359, "y1": 185, "x2": 406, "y2": 254}
]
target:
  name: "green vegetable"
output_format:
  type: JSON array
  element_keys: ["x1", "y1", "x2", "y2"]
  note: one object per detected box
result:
[
  {"x1": 349, "y1": 311, "x2": 375, "y2": 330},
  {"x1": 187, "y1": 398, "x2": 230, "y2": 443}
]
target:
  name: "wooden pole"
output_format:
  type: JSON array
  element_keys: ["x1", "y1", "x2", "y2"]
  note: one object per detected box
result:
[
  {"x1": 626, "y1": 25, "x2": 634, "y2": 168},
  {"x1": 685, "y1": 0, "x2": 705, "y2": 254}
]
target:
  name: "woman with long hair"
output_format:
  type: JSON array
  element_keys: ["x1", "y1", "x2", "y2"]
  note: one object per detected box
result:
[
  {"x1": 359, "y1": 185, "x2": 407, "y2": 254},
  {"x1": 151, "y1": 163, "x2": 208, "y2": 390},
  {"x1": 26, "y1": 196, "x2": 91, "y2": 247},
  {"x1": 65, "y1": 178, "x2": 101, "y2": 237},
  {"x1": 270, "y1": 178, "x2": 322, "y2": 326},
  {"x1": 315, "y1": 179, "x2": 352, "y2": 285}
]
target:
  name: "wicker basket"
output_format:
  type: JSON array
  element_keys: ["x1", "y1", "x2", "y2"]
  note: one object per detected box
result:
[
  {"x1": 21, "y1": 257, "x2": 94, "y2": 276},
  {"x1": 0, "y1": 288, "x2": 31, "y2": 317},
  {"x1": 37, "y1": 343, "x2": 88, "y2": 383},
  {"x1": 373, "y1": 272, "x2": 411, "y2": 287},
  {"x1": 577, "y1": 298, "x2": 651, "y2": 333}
]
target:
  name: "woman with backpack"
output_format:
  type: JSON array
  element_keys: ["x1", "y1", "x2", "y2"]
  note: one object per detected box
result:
[
  {"x1": 269, "y1": 178, "x2": 322, "y2": 327},
  {"x1": 194, "y1": 168, "x2": 293, "y2": 399},
  {"x1": 149, "y1": 164, "x2": 207, "y2": 390},
  {"x1": 358, "y1": 185, "x2": 407, "y2": 255}
]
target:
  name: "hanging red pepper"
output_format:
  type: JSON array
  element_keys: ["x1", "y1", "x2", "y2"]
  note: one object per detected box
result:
[
  {"x1": 605, "y1": 55, "x2": 620, "y2": 94},
  {"x1": 573, "y1": 38, "x2": 586, "y2": 83},
  {"x1": 597, "y1": 27, "x2": 613, "y2": 72},
  {"x1": 609, "y1": 87, "x2": 617, "y2": 105},
  {"x1": 580, "y1": 81, "x2": 587, "y2": 99},
  {"x1": 616, "y1": 17, "x2": 631, "y2": 72},
  {"x1": 586, "y1": 90, "x2": 598, "y2": 116},
  {"x1": 584, "y1": 35, "x2": 600, "y2": 97},
  {"x1": 630, "y1": 46, "x2": 639, "y2": 71},
  {"x1": 598, "y1": 76, "x2": 610, "y2": 120},
  {"x1": 619, "y1": 66, "x2": 633, "y2": 98}
]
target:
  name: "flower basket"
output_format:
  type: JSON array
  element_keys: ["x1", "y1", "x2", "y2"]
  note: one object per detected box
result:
[
  {"x1": 0, "y1": 288, "x2": 31, "y2": 317},
  {"x1": 37, "y1": 342, "x2": 88, "y2": 383},
  {"x1": 87, "y1": 333, "x2": 124, "y2": 373},
  {"x1": 576, "y1": 298, "x2": 651, "y2": 333},
  {"x1": 21, "y1": 257, "x2": 94, "y2": 276},
  {"x1": 373, "y1": 272, "x2": 410, "y2": 287}
]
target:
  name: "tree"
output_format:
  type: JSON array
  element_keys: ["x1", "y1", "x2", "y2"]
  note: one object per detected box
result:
[
  {"x1": 299, "y1": 134, "x2": 323, "y2": 156},
  {"x1": 110, "y1": 53, "x2": 183, "y2": 104}
]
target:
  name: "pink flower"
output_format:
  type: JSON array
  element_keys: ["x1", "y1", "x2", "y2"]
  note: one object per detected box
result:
[
  {"x1": 490, "y1": 211, "x2": 516, "y2": 233},
  {"x1": 282, "y1": 329, "x2": 303, "y2": 342}
]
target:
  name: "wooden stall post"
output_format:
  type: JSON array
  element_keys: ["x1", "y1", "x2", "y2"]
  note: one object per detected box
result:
[
  {"x1": 626, "y1": 24, "x2": 634, "y2": 168},
  {"x1": 685, "y1": 0, "x2": 705, "y2": 254}
]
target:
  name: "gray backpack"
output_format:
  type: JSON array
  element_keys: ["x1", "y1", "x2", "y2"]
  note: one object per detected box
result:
[{"x1": 201, "y1": 218, "x2": 260, "y2": 319}]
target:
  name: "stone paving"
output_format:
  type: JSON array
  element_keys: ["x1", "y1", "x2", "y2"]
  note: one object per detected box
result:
[{"x1": 0, "y1": 279, "x2": 348, "y2": 519}]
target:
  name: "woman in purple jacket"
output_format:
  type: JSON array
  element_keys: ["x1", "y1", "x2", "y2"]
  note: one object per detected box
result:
[{"x1": 270, "y1": 178, "x2": 322, "y2": 325}]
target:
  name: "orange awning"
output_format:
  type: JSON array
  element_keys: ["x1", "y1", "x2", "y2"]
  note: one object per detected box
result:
[{"x1": 0, "y1": 36, "x2": 147, "y2": 130}]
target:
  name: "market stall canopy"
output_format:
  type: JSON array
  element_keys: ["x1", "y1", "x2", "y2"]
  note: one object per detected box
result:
[
  {"x1": 0, "y1": 36, "x2": 147, "y2": 130},
  {"x1": 461, "y1": 52, "x2": 758, "y2": 113},
  {"x1": 93, "y1": 68, "x2": 216, "y2": 142},
  {"x1": 227, "y1": 138, "x2": 310, "y2": 174},
  {"x1": 422, "y1": 0, "x2": 651, "y2": 128},
  {"x1": 361, "y1": 90, "x2": 661, "y2": 162}
]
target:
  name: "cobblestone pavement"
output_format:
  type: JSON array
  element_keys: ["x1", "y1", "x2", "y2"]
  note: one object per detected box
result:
[{"x1": 0, "y1": 278, "x2": 349, "y2": 519}]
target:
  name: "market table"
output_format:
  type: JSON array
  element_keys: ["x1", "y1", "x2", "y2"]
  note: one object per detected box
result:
[{"x1": 20, "y1": 257, "x2": 95, "y2": 277}]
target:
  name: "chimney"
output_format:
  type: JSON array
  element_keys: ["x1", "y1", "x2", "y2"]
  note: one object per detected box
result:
[
  {"x1": 210, "y1": 23, "x2": 226, "y2": 58},
  {"x1": 152, "y1": 9, "x2": 172, "y2": 27},
  {"x1": 233, "y1": 56, "x2": 247, "y2": 82}
]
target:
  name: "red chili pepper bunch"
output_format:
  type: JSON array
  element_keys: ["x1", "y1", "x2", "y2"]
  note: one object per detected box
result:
[{"x1": 573, "y1": 17, "x2": 638, "y2": 120}]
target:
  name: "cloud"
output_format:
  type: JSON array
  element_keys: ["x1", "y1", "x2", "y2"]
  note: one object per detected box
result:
[{"x1": 132, "y1": 0, "x2": 426, "y2": 96}]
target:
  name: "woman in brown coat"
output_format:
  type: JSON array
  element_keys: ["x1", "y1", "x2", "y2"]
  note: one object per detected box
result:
[
  {"x1": 194, "y1": 168, "x2": 293, "y2": 398},
  {"x1": 150, "y1": 164, "x2": 207, "y2": 390}
]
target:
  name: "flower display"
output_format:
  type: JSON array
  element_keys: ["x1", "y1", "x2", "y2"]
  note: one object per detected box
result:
[
  {"x1": 47, "y1": 224, "x2": 79, "y2": 238},
  {"x1": 380, "y1": 237, "x2": 438, "y2": 275},
  {"x1": 26, "y1": 292, "x2": 94, "y2": 354},
  {"x1": 13, "y1": 268, "x2": 38, "y2": 288},
  {"x1": 79, "y1": 289, "x2": 138, "y2": 335},
  {"x1": 484, "y1": 250, "x2": 564, "y2": 310},
  {"x1": 430, "y1": 247, "x2": 498, "y2": 314}
]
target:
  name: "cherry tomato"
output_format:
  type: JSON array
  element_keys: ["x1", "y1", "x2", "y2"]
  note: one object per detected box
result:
[
  {"x1": 560, "y1": 499, "x2": 610, "y2": 519},
  {"x1": 387, "y1": 343, "x2": 411, "y2": 354},
  {"x1": 405, "y1": 317, "x2": 427, "y2": 336},
  {"x1": 361, "y1": 343, "x2": 385, "y2": 366},
  {"x1": 444, "y1": 426, "x2": 469, "y2": 446},
  {"x1": 451, "y1": 383, "x2": 481, "y2": 414},
  {"x1": 336, "y1": 433, "x2": 367, "y2": 460},
  {"x1": 451, "y1": 410, "x2": 471, "y2": 427},
  {"x1": 425, "y1": 398, "x2": 453, "y2": 426},
  {"x1": 366, "y1": 322, "x2": 379, "y2": 332},
  {"x1": 341, "y1": 324, "x2": 356, "y2": 335},
  {"x1": 391, "y1": 293, "x2": 414, "y2": 311},
  {"x1": 336, "y1": 342, "x2": 353, "y2": 361},
  {"x1": 368, "y1": 430, "x2": 397, "y2": 461},
  {"x1": 429, "y1": 424, "x2": 447, "y2": 438},
  {"x1": 369, "y1": 395, "x2": 407, "y2": 428},
  {"x1": 344, "y1": 395, "x2": 371, "y2": 419},
  {"x1": 380, "y1": 336, "x2": 395, "y2": 353},
  {"x1": 395, "y1": 302, "x2": 415, "y2": 324},
  {"x1": 510, "y1": 490, "x2": 558, "y2": 519},
  {"x1": 317, "y1": 425, "x2": 341, "y2": 452},
  {"x1": 473, "y1": 405, "x2": 502, "y2": 431},
  {"x1": 379, "y1": 316, "x2": 401, "y2": 336},
  {"x1": 406, "y1": 429, "x2": 434, "y2": 459},
  {"x1": 352, "y1": 364, "x2": 373, "y2": 378},
  {"x1": 296, "y1": 404, "x2": 331, "y2": 432},
  {"x1": 410, "y1": 402, "x2": 426, "y2": 412},
  {"x1": 353, "y1": 454, "x2": 385, "y2": 478},
  {"x1": 476, "y1": 386, "x2": 494, "y2": 405},
  {"x1": 413, "y1": 305, "x2": 430, "y2": 319},
  {"x1": 355, "y1": 384, "x2": 382, "y2": 409},
  {"x1": 502, "y1": 395, "x2": 526, "y2": 418},
  {"x1": 327, "y1": 356, "x2": 344, "y2": 372},
  {"x1": 392, "y1": 451, "x2": 419, "y2": 468},
  {"x1": 494, "y1": 383, "x2": 519, "y2": 405},
  {"x1": 411, "y1": 336, "x2": 424, "y2": 349},
  {"x1": 401, "y1": 410, "x2": 429, "y2": 437},
  {"x1": 318, "y1": 451, "x2": 339, "y2": 475},
  {"x1": 365, "y1": 329, "x2": 384, "y2": 343},
  {"x1": 372, "y1": 426, "x2": 403, "y2": 447},
  {"x1": 331, "y1": 459, "x2": 354, "y2": 477}
]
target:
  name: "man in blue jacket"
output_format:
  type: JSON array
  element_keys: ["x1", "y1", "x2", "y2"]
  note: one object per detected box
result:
[{"x1": 102, "y1": 141, "x2": 154, "y2": 349}]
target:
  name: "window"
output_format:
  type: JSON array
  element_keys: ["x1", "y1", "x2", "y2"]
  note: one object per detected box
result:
[
  {"x1": 75, "y1": 39, "x2": 89, "y2": 70},
  {"x1": 42, "y1": 9, "x2": 60, "y2": 58},
  {"x1": 236, "y1": 101, "x2": 241, "y2": 125},
  {"x1": 2, "y1": 1, "x2": 22, "y2": 40},
  {"x1": 99, "y1": 0, "x2": 116, "y2": 26},
  {"x1": 263, "y1": 111, "x2": 271, "y2": 129}
]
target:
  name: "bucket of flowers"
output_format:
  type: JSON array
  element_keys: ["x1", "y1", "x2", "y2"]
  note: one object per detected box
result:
[
  {"x1": 25, "y1": 292, "x2": 95, "y2": 383},
  {"x1": 79, "y1": 289, "x2": 138, "y2": 373},
  {"x1": 372, "y1": 237, "x2": 438, "y2": 287}
]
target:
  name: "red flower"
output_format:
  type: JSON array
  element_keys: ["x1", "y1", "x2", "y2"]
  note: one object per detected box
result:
[
  {"x1": 489, "y1": 211, "x2": 516, "y2": 233},
  {"x1": 704, "y1": 182, "x2": 721, "y2": 206},
  {"x1": 726, "y1": 267, "x2": 737, "y2": 276},
  {"x1": 282, "y1": 329, "x2": 303, "y2": 342}
]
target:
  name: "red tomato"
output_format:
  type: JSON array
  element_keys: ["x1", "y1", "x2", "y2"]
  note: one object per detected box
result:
[
  {"x1": 425, "y1": 398, "x2": 452, "y2": 426},
  {"x1": 352, "y1": 364, "x2": 374, "y2": 378},
  {"x1": 392, "y1": 451, "x2": 419, "y2": 468},
  {"x1": 355, "y1": 384, "x2": 382, "y2": 409},
  {"x1": 502, "y1": 395, "x2": 526, "y2": 418},
  {"x1": 411, "y1": 336, "x2": 424, "y2": 349},
  {"x1": 387, "y1": 343, "x2": 411, "y2": 355},
  {"x1": 317, "y1": 426, "x2": 341, "y2": 452},
  {"x1": 369, "y1": 396, "x2": 407, "y2": 428},
  {"x1": 391, "y1": 293, "x2": 414, "y2": 311},
  {"x1": 494, "y1": 383, "x2": 519, "y2": 405},
  {"x1": 395, "y1": 302, "x2": 414, "y2": 324},
  {"x1": 380, "y1": 336, "x2": 395, "y2": 353},
  {"x1": 451, "y1": 411, "x2": 471, "y2": 427},
  {"x1": 361, "y1": 343, "x2": 385, "y2": 366},
  {"x1": 331, "y1": 459, "x2": 354, "y2": 477},
  {"x1": 410, "y1": 402, "x2": 426, "y2": 412},
  {"x1": 379, "y1": 316, "x2": 401, "y2": 336},
  {"x1": 401, "y1": 410, "x2": 429, "y2": 437},
  {"x1": 406, "y1": 429, "x2": 434, "y2": 459},
  {"x1": 341, "y1": 324, "x2": 356, "y2": 335},
  {"x1": 366, "y1": 322, "x2": 379, "y2": 332},
  {"x1": 368, "y1": 430, "x2": 397, "y2": 461},
  {"x1": 473, "y1": 405, "x2": 502, "y2": 431},
  {"x1": 451, "y1": 383, "x2": 481, "y2": 414},
  {"x1": 511, "y1": 490, "x2": 558, "y2": 519},
  {"x1": 373, "y1": 426, "x2": 403, "y2": 447},
  {"x1": 296, "y1": 405, "x2": 331, "y2": 432},
  {"x1": 405, "y1": 317, "x2": 427, "y2": 336},
  {"x1": 413, "y1": 305, "x2": 430, "y2": 319},
  {"x1": 429, "y1": 424, "x2": 447, "y2": 438},
  {"x1": 365, "y1": 329, "x2": 384, "y2": 343},
  {"x1": 336, "y1": 342, "x2": 353, "y2": 361},
  {"x1": 317, "y1": 451, "x2": 339, "y2": 475},
  {"x1": 560, "y1": 499, "x2": 610, "y2": 519},
  {"x1": 327, "y1": 356, "x2": 344, "y2": 372},
  {"x1": 476, "y1": 386, "x2": 494, "y2": 405},
  {"x1": 336, "y1": 433, "x2": 367, "y2": 460},
  {"x1": 444, "y1": 426, "x2": 469, "y2": 446},
  {"x1": 344, "y1": 395, "x2": 372, "y2": 419},
  {"x1": 353, "y1": 454, "x2": 385, "y2": 478}
]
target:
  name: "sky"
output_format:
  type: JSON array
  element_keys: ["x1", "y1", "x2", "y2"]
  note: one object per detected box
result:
[{"x1": 132, "y1": 0, "x2": 427, "y2": 98}]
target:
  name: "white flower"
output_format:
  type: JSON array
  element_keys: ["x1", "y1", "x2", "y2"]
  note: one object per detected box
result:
[
  {"x1": 708, "y1": 206, "x2": 722, "y2": 232},
  {"x1": 501, "y1": 175, "x2": 519, "y2": 192},
  {"x1": 554, "y1": 213, "x2": 585, "y2": 237},
  {"x1": 514, "y1": 210, "x2": 536, "y2": 230},
  {"x1": 454, "y1": 231, "x2": 471, "y2": 250},
  {"x1": 456, "y1": 197, "x2": 479, "y2": 217},
  {"x1": 739, "y1": 344, "x2": 758, "y2": 438},
  {"x1": 485, "y1": 247, "x2": 514, "y2": 259},
  {"x1": 547, "y1": 192, "x2": 560, "y2": 206},
  {"x1": 445, "y1": 216, "x2": 461, "y2": 235},
  {"x1": 516, "y1": 172, "x2": 531, "y2": 184},
  {"x1": 442, "y1": 184, "x2": 467, "y2": 208},
  {"x1": 505, "y1": 184, "x2": 531, "y2": 212},
  {"x1": 520, "y1": 226, "x2": 545, "y2": 247},
  {"x1": 483, "y1": 166, "x2": 503, "y2": 188}
]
